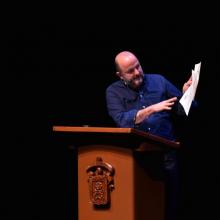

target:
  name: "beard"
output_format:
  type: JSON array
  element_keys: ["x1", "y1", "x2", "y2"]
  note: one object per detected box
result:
[{"x1": 124, "y1": 74, "x2": 144, "y2": 90}]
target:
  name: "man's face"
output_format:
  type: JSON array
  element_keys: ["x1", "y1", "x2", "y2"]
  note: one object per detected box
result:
[{"x1": 118, "y1": 59, "x2": 144, "y2": 90}]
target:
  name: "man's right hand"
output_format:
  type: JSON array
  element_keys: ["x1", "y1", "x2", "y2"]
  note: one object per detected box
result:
[
  {"x1": 152, "y1": 97, "x2": 177, "y2": 112},
  {"x1": 135, "y1": 97, "x2": 177, "y2": 124}
]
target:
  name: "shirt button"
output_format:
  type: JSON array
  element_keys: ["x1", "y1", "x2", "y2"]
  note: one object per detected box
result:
[
  {"x1": 142, "y1": 105, "x2": 146, "y2": 108},
  {"x1": 148, "y1": 127, "x2": 151, "y2": 131}
]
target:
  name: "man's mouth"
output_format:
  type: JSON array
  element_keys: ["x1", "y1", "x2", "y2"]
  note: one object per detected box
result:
[{"x1": 133, "y1": 76, "x2": 143, "y2": 83}]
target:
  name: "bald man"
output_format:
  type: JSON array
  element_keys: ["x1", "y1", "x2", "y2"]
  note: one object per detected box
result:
[
  {"x1": 106, "y1": 51, "x2": 192, "y2": 140},
  {"x1": 106, "y1": 51, "x2": 194, "y2": 220}
]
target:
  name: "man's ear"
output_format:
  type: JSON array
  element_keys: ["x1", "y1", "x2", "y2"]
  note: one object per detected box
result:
[{"x1": 116, "y1": 71, "x2": 123, "y2": 80}]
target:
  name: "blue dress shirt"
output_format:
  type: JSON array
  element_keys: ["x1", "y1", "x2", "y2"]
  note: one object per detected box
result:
[{"x1": 106, "y1": 74, "x2": 185, "y2": 141}]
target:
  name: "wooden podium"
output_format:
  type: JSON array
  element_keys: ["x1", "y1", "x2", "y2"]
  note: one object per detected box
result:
[{"x1": 53, "y1": 126, "x2": 180, "y2": 220}]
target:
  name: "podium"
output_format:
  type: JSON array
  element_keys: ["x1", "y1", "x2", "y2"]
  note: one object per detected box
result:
[{"x1": 53, "y1": 126, "x2": 180, "y2": 220}]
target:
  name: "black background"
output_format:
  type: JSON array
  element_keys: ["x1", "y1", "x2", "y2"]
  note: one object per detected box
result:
[{"x1": 4, "y1": 10, "x2": 219, "y2": 219}]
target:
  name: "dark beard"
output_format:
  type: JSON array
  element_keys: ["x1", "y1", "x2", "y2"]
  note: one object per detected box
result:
[{"x1": 124, "y1": 75, "x2": 144, "y2": 90}]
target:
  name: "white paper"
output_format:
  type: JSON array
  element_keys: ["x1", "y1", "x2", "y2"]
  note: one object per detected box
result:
[{"x1": 179, "y1": 62, "x2": 201, "y2": 115}]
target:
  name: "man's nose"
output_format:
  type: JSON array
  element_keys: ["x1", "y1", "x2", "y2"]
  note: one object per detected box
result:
[{"x1": 134, "y1": 68, "x2": 140, "y2": 75}]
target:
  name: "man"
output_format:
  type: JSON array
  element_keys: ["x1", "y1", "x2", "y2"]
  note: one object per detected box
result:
[
  {"x1": 106, "y1": 51, "x2": 192, "y2": 141},
  {"x1": 105, "y1": 51, "x2": 193, "y2": 220}
]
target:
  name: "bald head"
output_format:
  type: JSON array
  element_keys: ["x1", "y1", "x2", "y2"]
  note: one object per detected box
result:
[
  {"x1": 115, "y1": 51, "x2": 138, "y2": 72},
  {"x1": 114, "y1": 51, "x2": 144, "y2": 90}
]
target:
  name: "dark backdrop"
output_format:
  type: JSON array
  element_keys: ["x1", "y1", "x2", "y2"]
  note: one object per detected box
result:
[{"x1": 5, "y1": 19, "x2": 219, "y2": 219}]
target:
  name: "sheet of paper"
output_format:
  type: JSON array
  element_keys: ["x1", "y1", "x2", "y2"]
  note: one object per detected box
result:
[{"x1": 179, "y1": 62, "x2": 201, "y2": 115}]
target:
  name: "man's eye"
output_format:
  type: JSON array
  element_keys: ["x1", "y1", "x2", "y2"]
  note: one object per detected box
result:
[
  {"x1": 135, "y1": 64, "x2": 140, "y2": 69},
  {"x1": 127, "y1": 69, "x2": 134, "y2": 74}
]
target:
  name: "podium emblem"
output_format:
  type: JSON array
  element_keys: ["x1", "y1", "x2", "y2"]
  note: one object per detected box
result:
[{"x1": 86, "y1": 157, "x2": 115, "y2": 206}]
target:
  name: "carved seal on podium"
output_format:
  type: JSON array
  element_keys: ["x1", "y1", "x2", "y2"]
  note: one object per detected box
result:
[{"x1": 86, "y1": 157, "x2": 115, "y2": 206}]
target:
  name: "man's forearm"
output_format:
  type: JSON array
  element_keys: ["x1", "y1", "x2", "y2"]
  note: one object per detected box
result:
[{"x1": 135, "y1": 106, "x2": 154, "y2": 124}]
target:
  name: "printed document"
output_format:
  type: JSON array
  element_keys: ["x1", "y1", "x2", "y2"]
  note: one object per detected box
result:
[{"x1": 179, "y1": 62, "x2": 201, "y2": 115}]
